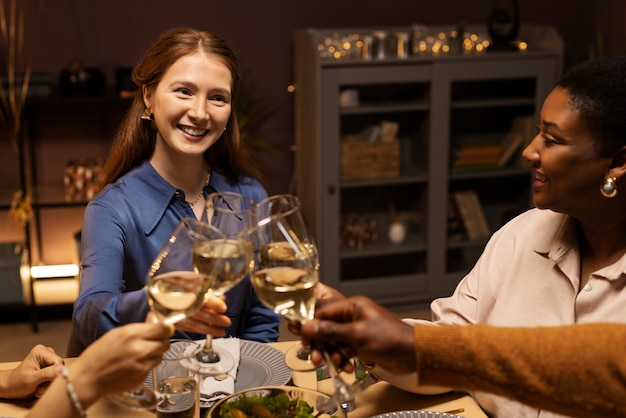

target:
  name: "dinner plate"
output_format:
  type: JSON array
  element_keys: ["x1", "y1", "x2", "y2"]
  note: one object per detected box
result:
[
  {"x1": 371, "y1": 411, "x2": 464, "y2": 418},
  {"x1": 233, "y1": 340, "x2": 293, "y2": 391},
  {"x1": 200, "y1": 339, "x2": 292, "y2": 408}
]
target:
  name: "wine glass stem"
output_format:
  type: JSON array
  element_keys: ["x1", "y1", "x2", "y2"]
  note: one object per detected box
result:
[
  {"x1": 297, "y1": 344, "x2": 312, "y2": 361},
  {"x1": 322, "y1": 352, "x2": 353, "y2": 402},
  {"x1": 196, "y1": 334, "x2": 220, "y2": 363},
  {"x1": 204, "y1": 335, "x2": 213, "y2": 351}
]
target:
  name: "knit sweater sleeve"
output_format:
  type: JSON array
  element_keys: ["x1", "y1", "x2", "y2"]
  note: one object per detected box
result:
[{"x1": 413, "y1": 323, "x2": 626, "y2": 418}]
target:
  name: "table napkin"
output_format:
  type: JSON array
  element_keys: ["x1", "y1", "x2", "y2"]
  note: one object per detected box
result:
[{"x1": 181, "y1": 338, "x2": 241, "y2": 403}]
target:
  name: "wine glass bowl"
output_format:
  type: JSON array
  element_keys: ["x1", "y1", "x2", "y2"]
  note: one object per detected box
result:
[
  {"x1": 146, "y1": 270, "x2": 210, "y2": 325},
  {"x1": 193, "y1": 238, "x2": 254, "y2": 297},
  {"x1": 251, "y1": 265, "x2": 319, "y2": 323}
]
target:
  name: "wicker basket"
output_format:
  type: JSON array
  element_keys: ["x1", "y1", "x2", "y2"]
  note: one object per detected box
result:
[{"x1": 341, "y1": 139, "x2": 400, "y2": 180}]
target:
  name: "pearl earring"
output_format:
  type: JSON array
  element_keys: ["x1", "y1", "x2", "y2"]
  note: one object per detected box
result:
[{"x1": 601, "y1": 176, "x2": 617, "y2": 198}]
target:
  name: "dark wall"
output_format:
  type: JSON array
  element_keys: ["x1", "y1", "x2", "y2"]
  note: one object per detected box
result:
[{"x1": 15, "y1": 1, "x2": 624, "y2": 194}]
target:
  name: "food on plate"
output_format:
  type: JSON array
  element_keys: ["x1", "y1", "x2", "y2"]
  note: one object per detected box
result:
[{"x1": 218, "y1": 391, "x2": 336, "y2": 418}]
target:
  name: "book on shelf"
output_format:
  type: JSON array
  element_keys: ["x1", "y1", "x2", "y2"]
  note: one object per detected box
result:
[
  {"x1": 497, "y1": 114, "x2": 536, "y2": 168},
  {"x1": 451, "y1": 114, "x2": 535, "y2": 171},
  {"x1": 497, "y1": 131, "x2": 524, "y2": 167},
  {"x1": 452, "y1": 143, "x2": 500, "y2": 166},
  {"x1": 447, "y1": 196, "x2": 466, "y2": 241},
  {"x1": 453, "y1": 190, "x2": 490, "y2": 240}
]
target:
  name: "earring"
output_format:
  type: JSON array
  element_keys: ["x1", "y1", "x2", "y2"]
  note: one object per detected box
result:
[
  {"x1": 140, "y1": 107, "x2": 154, "y2": 121},
  {"x1": 601, "y1": 176, "x2": 618, "y2": 198}
]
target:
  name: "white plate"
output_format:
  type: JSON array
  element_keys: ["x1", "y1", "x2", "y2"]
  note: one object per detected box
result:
[
  {"x1": 201, "y1": 340, "x2": 292, "y2": 407},
  {"x1": 372, "y1": 411, "x2": 464, "y2": 418},
  {"x1": 233, "y1": 340, "x2": 293, "y2": 391}
]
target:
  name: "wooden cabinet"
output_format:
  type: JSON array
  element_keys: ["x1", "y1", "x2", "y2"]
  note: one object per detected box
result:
[{"x1": 294, "y1": 24, "x2": 563, "y2": 307}]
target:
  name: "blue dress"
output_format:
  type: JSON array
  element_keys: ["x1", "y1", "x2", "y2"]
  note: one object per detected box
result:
[{"x1": 72, "y1": 160, "x2": 280, "y2": 348}]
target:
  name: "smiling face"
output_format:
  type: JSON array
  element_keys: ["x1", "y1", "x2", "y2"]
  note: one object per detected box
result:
[
  {"x1": 521, "y1": 87, "x2": 612, "y2": 216},
  {"x1": 143, "y1": 52, "x2": 232, "y2": 159}
]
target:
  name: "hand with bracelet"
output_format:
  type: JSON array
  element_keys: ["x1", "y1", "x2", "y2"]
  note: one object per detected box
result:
[{"x1": 25, "y1": 312, "x2": 176, "y2": 418}]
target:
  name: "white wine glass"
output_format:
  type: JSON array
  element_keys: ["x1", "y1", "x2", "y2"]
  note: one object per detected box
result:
[
  {"x1": 109, "y1": 218, "x2": 226, "y2": 410},
  {"x1": 253, "y1": 195, "x2": 365, "y2": 417},
  {"x1": 252, "y1": 194, "x2": 320, "y2": 372},
  {"x1": 189, "y1": 191, "x2": 255, "y2": 376}
]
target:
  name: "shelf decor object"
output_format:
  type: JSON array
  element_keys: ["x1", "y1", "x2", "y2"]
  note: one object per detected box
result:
[
  {"x1": 294, "y1": 23, "x2": 563, "y2": 307},
  {"x1": 63, "y1": 158, "x2": 105, "y2": 202},
  {"x1": 340, "y1": 136, "x2": 400, "y2": 181},
  {"x1": 487, "y1": 0, "x2": 521, "y2": 50}
]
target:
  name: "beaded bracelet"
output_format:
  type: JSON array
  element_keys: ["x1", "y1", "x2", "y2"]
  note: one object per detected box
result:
[{"x1": 60, "y1": 365, "x2": 87, "y2": 417}]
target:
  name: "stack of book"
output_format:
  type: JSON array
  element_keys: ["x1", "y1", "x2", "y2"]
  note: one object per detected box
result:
[
  {"x1": 451, "y1": 143, "x2": 501, "y2": 171},
  {"x1": 451, "y1": 114, "x2": 534, "y2": 173}
]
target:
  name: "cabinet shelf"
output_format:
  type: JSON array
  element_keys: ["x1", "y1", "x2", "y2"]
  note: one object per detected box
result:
[
  {"x1": 26, "y1": 88, "x2": 132, "y2": 106},
  {"x1": 340, "y1": 101, "x2": 430, "y2": 114},
  {"x1": 341, "y1": 236, "x2": 426, "y2": 259},
  {"x1": 449, "y1": 166, "x2": 529, "y2": 180},
  {"x1": 295, "y1": 24, "x2": 562, "y2": 307},
  {"x1": 451, "y1": 96, "x2": 536, "y2": 109},
  {"x1": 341, "y1": 172, "x2": 428, "y2": 188},
  {"x1": 31, "y1": 184, "x2": 90, "y2": 208}
]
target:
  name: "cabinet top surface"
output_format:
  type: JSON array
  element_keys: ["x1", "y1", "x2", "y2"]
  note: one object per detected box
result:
[{"x1": 298, "y1": 23, "x2": 563, "y2": 67}]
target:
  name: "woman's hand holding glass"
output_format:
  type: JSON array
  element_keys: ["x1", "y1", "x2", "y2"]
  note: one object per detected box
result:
[{"x1": 173, "y1": 294, "x2": 231, "y2": 337}]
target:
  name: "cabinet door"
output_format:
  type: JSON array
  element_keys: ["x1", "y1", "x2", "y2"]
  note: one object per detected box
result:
[
  {"x1": 318, "y1": 64, "x2": 432, "y2": 303},
  {"x1": 430, "y1": 57, "x2": 558, "y2": 284}
]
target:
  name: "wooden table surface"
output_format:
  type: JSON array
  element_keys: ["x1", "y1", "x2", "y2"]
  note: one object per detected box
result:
[{"x1": 0, "y1": 340, "x2": 487, "y2": 418}]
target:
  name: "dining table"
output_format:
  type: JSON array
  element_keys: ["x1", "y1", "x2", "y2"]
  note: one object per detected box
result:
[{"x1": 0, "y1": 340, "x2": 488, "y2": 418}]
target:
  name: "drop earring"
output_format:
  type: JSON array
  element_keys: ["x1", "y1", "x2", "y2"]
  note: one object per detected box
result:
[
  {"x1": 140, "y1": 107, "x2": 154, "y2": 121},
  {"x1": 601, "y1": 176, "x2": 617, "y2": 198}
]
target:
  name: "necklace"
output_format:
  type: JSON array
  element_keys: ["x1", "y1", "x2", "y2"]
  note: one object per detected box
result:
[{"x1": 186, "y1": 171, "x2": 211, "y2": 208}]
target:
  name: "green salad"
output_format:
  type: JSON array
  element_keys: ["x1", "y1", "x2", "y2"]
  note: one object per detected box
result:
[{"x1": 218, "y1": 392, "x2": 336, "y2": 418}]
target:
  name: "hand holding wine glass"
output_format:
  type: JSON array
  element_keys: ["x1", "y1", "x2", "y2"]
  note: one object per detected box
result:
[
  {"x1": 252, "y1": 195, "x2": 374, "y2": 416},
  {"x1": 109, "y1": 218, "x2": 226, "y2": 410}
]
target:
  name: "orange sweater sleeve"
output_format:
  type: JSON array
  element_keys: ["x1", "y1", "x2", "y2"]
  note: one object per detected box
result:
[{"x1": 413, "y1": 323, "x2": 626, "y2": 418}]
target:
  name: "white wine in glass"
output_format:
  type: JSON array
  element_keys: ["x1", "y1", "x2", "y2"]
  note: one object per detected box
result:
[
  {"x1": 251, "y1": 267, "x2": 318, "y2": 323},
  {"x1": 193, "y1": 239, "x2": 253, "y2": 296},
  {"x1": 147, "y1": 270, "x2": 210, "y2": 325}
]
